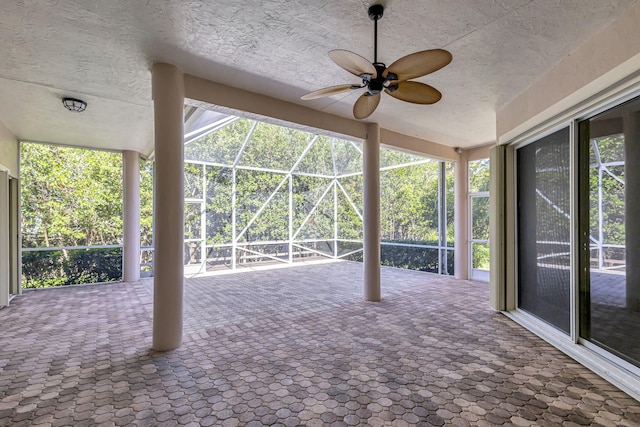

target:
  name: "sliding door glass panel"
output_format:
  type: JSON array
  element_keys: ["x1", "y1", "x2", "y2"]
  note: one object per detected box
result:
[
  {"x1": 472, "y1": 243, "x2": 490, "y2": 270},
  {"x1": 580, "y1": 96, "x2": 640, "y2": 368},
  {"x1": 469, "y1": 159, "x2": 490, "y2": 193},
  {"x1": 471, "y1": 196, "x2": 490, "y2": 272},
  {"x1": 471, "y1": 196, "x2": 489, "y2": 241},
  {"x1": 517, "y1": 127, "x2": 571, "y2": 334}
]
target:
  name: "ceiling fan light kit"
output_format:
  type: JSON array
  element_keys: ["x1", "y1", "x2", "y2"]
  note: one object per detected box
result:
[{"x1": 301, "y1": 4, "x2": 452, "y2": 120}]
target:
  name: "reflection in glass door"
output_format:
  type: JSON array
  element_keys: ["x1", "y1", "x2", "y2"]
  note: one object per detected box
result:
[{"x1": 579, "y1": 96, "x2": 640, "y2": 368}]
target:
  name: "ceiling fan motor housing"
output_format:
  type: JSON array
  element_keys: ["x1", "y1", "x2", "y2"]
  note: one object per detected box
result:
[
  {"x1": 365, "y1": 63, "x2": 386, "y2": 95},
  {"x1": 364, "y1": 63, "x2": 398, "y2": 95}
]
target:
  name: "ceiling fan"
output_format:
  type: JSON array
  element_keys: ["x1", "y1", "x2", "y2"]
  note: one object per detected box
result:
[{"x1": 301, "y1": 4, "x2": 452, "y2": 120}]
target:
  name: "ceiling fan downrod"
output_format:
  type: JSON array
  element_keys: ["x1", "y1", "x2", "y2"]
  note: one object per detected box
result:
[
  {"x1": 368, "y1": 4, "x2": 384, "y2": 66},
  {"x1": 366, "y1": 4, "x2": 397, "y2": 96}
]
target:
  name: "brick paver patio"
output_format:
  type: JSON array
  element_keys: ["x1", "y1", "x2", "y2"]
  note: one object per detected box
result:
[{"x1": 1, "y1": 261, "x2": 639, "y2": 426}]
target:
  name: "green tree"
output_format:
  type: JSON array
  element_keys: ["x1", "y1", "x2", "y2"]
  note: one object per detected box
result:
[
  {"x1": 20, "y1": 142, "x2": 124, "y2": 287},
  {"x1": 380, "y1": 162, "x2": 440, "y2": 243},
  {"x1": 21, "y1": 143, "x2": 123, "y2": 247},
  {"x1": 140, "y1": 158, "x2": 154, "y2": 248}
]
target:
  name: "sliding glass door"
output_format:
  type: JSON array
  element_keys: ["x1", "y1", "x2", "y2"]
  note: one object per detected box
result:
[
  {"x1": 579, "y1": 96, "x2": 640, "y2": 368},
  {"x1": 512, "y1": 89, "x2": 640, "y2": 391}
]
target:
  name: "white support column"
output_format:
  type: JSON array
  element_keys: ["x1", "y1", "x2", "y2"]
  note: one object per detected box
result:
[
  {"x1": 454, "y1": 150, "x2": 469, "y2": 279},
  {"x1": 438, "y1": 162, "x2": 447, "y2": 274},
  {"x1": 152, "y1": 63, "x2": 185, "y2": 351},
  {"x1": 331, "y1": 140, "x2": 339, "y2": 259},
  {"x1": 9, "y1": 178, "x2": 20, "y2": 296},
  {"x1": 363, "y1": 123, "x2": 381, "y2": 301},
  {"x1": 0, "y1": 170, "x2": 9, "y2": 307},
  {"x1": 288, "y1": 174, "x2": 293, "y2": 263},
  {"x1": 231, "y1": 167, "x2": 237, "y2": 269},
  {"x1": 123, "y1": 150, "x2": 141, "y2": 283},
  {"x1": 200, "y1": 164, "x2": 207, "y2": 271},
  {"x1": 333, "y1": 180, "x2": 338, "y2": 258}
]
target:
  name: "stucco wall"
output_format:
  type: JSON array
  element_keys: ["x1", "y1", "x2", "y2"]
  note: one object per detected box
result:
[
  {"x1": 380, "y1": 129, "x2": 458, "y2": 162},
  {"x1": 466, "y1": 143, "x2": 492, "y2": 161},
  {"x1": 497, "y1": 2, "x2": 640, "y2": 142},
  {"x1": 0, "y1": 119, "x2": 18, "y2": 177}
]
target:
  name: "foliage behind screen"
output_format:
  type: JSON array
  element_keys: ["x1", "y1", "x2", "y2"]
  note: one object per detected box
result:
[{"x1": 20, "y1": 142, "x2": 124, "y2": 287}]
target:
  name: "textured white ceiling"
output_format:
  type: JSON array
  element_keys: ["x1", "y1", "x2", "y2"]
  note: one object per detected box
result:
[{"x1": 0, "y1": 0, "x2": 637, "y2": 154}]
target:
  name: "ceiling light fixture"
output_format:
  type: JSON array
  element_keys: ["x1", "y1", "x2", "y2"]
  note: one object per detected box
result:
[{"x1": 62, "y1": 97, "x2": 87, "y2": 113}]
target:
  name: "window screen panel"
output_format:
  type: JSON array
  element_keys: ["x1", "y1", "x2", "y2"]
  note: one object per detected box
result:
[{"x1": 517, "y1": 127, "x2": 571, "y2": 334}]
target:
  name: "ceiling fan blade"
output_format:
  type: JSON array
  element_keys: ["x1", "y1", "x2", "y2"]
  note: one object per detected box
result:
[
  {"x1": 353, "y1": 93, "x2": 381, "y2": 119},
  {"x1": 301, "y1": 84, "x2": 357, "y2": 100},
  {"x1": 385, "y1": 81, "x2": 442, "y2": 104},
  {"x1": 329, "y1": 49, "x2": 377, "y2": 79},
  {"x1": 384, "y1": 49, "x2": 452, "y2": 82}
]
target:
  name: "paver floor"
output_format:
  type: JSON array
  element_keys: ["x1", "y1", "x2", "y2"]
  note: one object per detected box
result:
[{"x1": 1, "y1": 261, "x2": 639, "y2": 426}]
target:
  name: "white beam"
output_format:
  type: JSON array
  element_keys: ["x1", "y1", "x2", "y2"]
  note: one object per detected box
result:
[
  {"x1": 184, "y1": 75, "x2": 368, "y2": 141},
  {"x1": 380, "y1": 129, "x2": 458, "y2": 162}
]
